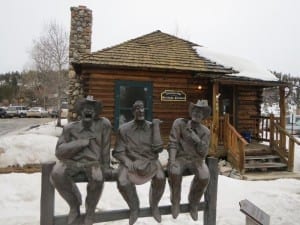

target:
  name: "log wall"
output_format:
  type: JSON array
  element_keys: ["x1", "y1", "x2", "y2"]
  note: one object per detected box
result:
[
  {"x1": 81, "y1": 68, "x2": 210, "y2": 142},
  {"x1": 236, "y1": 86, "x2": 263, "y2": 138}
]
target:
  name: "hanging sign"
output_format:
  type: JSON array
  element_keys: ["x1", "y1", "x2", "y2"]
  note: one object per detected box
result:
[{"x1": 161, "y1": 90, "x2": 186, "y2": 101}]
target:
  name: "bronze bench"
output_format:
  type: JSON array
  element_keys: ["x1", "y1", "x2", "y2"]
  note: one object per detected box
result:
[{"x1": 40, "y1": 157, "x2": 218, "y2": 225}]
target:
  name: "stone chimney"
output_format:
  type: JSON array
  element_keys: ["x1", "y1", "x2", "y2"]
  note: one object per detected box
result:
[{"x1": 68, "y1": 6, "x2": 92, "y2": 120}]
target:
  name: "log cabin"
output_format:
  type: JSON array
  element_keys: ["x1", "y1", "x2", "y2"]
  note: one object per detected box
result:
[{"x1": 68, "y1": 6, "x2": 298, "y2": 174}]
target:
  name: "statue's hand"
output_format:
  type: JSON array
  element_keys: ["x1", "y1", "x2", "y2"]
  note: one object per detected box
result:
[
  {"x1": 124, "y1": 159, "x2": 134, "y2": 171},
  {"x1": 152, "y1": 118, "x2": 162, "y2": 126},
  {"x1": 186, "y1": 127, "x2": 201, "y2": 143},
  {"x1": 80, "y1": 139, "x2": 90, "y2": 148}
]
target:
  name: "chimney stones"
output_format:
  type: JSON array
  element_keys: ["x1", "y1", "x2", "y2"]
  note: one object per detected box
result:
[{"x1": 68, "y1": 6, "x2": 92, "y2": 120}]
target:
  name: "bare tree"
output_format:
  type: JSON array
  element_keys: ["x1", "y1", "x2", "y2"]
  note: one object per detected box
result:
[{"x1": 30, "y1": 21, "x2": 69, "y2": 126}]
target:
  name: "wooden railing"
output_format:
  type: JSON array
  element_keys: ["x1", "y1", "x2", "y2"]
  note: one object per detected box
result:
[
  {"x1": 252, "y1": 115, "x2": 280, "y2": 142},
  {"x1": 223, "y1": 114, "x2": 248, "y2": 174},
  {"x1": 269, "y1": 114, "x2": 300, "y2": 171},
  {"x1": 250, "y1": 114, "x2": 299, "y2": 172},
  {"x1": 216, "y1": 113, "x2": 299, "y2": 173}
]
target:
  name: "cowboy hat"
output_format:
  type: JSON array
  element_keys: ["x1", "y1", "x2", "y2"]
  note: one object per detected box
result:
[
  {"x1": 127, "y1": 159, "x2": 158, "y2": 185},
  {"x1": 75, "y1": 96, "x2": 102, "y2": 115},
  {"x1": 188, "y1": 99, "x2": 211, "y2": 119}
]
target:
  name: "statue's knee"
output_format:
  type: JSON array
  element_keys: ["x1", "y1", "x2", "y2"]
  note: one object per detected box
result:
[
  {"x1": 50, "y1": 167, "x2": 65, "y2": 183},
  {"x1": 117, "y1": 176, "x2": 131, "y2": 188},
  {"x1": 156, "y1": 169, "x2": 166, "y2": 180},
  {"x1": 91, "y1": 167, "x2": 103, "y2": 182},
  {"x1": 89, "y1": 178, "x2": 103, "y2": 189},
  {"x1": 202, "y1": 177, "x2": 210, "y2": 186},
  {"x1": 196, "y1": 173, "x2": 210, "y2": 187},
  {"x1": 169, "y1": 167, "x2": 181, "y2": 176}
]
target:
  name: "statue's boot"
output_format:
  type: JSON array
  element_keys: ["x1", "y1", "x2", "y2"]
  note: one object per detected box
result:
[
  {"x1": 118, "y1": 183, "x2": 139, "y2": 225},
  {"x1": 189, "y1": 203, "x2": 198, "y2": 221},
  {"x1": 129, "y1": 208, "x2": 139, "y2": 225},
  {"x1": 68, "y1": 205, "x2": 80, "y2": 225},
  {"x1": 83, "y1": 217, "x2": 93, "y2": 225},
  {"x1": 84, "y1": 177, "x2": 104, "y2": 225},
  {"x1": 171, "y1": 202, "x2": 180, "y2": 219},
  {"x1": 151, "y1": 205, "x2": 161, "y2": 222},
  {"x1": 168, "y1": 172, "x2": 182, "y2": 219},
  {"x1": 149, "y1": 173, "x2": 165, "y2": 222},
  {"x1": 188, "y1": 174, "x2": 209, "y2": 221}
]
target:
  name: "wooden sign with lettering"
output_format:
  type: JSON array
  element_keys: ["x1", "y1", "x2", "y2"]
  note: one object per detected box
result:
[
  {"x1": 239, "y1": 199, "x2": 270, "y2": 225},
  {"x1": 160, "y1": 90, "x2": 186, "y2": 101}
]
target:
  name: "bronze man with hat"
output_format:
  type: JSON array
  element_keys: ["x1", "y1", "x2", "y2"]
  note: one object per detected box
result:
[
  {"x1": 167, "y1": 100, "x2": 211, "y2": 221},
  {"x1": 113, "y1": 100, "x2": 166, "y2": 225},
  {"x1": 50, "y1": 96, "x2": 112, "y2": 225}
]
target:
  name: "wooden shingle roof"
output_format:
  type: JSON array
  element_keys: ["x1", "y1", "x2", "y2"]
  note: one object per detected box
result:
[{"x1": 76, "y1": 30, "x2": 235, "y2": 74}]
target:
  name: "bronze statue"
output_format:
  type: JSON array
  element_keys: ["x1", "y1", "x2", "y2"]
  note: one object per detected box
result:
[
  {"x1": 167, "y1": 100, "x2": 211, "y2": 221},
  {"x1": 50, "y1": 96, "x2": 112, "y2": 225},
  {"x1": 113, "y1": 100, "x2": 166, "y2": 225}
]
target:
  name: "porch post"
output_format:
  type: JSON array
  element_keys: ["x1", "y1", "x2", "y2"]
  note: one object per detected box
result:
[
  {"x1": 279, "y1": 86, "x2": 286, "y2": 150},
  {"x1": 211, "y1": 81, "x2": 220, "y2": 156}
]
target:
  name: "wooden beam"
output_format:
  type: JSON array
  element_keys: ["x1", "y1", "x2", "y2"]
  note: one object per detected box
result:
[
  {"x1": 40, "y1": 162, "x2": 55, "y2": 225},
  {"x1": 279, "y1": 86, "x2": 286, "y2": 151},
  {"x1": 239, "y1": 199, "x2": 270, "y2": 225},
  {"x1": 204, "y1": 157, "x2": 219, "y2": 225},
  {"x1": 211, "y1": 82, "x2": 219, "y2": 156}
]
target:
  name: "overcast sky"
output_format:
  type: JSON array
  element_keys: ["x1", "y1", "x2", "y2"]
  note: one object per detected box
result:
[{"x1": 0, "y1": 0, "x2": 299, "y2": 77}]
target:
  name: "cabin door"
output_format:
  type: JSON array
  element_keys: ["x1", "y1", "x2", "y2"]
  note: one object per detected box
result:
[
  {"x1": 220, "y1": 85, "x2": 235, "y2": 125},
  {"x1": 114, "y1": 80, "x2": 153, "y2": 130}
]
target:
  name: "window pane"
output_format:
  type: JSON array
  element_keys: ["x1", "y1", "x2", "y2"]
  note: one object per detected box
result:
[
  {"x1": 120, "y1": 86, "x2": 148, "y2": 108},
  {"x1": 115, "y1": 81, "x2": 152, "y2": 130}
]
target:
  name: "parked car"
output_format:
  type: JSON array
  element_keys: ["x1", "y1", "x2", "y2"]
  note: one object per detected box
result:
[
  {"x1": 0, "y1": 107, "x2": 7, "y2": 118},
  {"x1": 49, "y1": 108, "x2": 58, "y2": 118},
  {"x1": 48, "y1": 104, "x2": 68, "y2": 118},
  {"x1": 6, "y1": 106, "x2": 28, "y2": 118},
  {"x1": 27, "y1": 107, "x2": 49, "y2": 118},
  {"x1": 286, "y1": 115, "x2": 300, "y2": 135}
]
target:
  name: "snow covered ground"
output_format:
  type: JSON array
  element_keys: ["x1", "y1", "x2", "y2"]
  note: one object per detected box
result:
[{"x1": 0, "y1": 119, "x2": 300, "y2": 225}]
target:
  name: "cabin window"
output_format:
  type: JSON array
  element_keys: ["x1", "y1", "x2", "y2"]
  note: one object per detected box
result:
[{"x1": 114, "y1": 80, "x2": 153, "y2": 129}]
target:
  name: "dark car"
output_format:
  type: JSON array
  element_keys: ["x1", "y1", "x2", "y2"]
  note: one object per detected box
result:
[
  {"x1": 49, "y1": 109, "x2": 58, "y2": 118},
  {"x1": 0, "y1": 107, "x2": 7, "y2": 118}
]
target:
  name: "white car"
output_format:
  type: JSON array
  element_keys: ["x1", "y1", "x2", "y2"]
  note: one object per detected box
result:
[
  {"x1": 27, "y1": 107, "x2": 49, "y2": 118},
  {"x1": 6, "y1": 106, "x2": 28, "y2": 118}
]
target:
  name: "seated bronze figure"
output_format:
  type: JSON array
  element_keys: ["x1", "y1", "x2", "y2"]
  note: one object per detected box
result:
[
  {"x1": 50, "y1": 96, "x2": 112, "y2": 225},
  {"x1": 168, "y1": 100, "x2": 211, "y2": 221},
  {"x1": 113, "y1": 100, "x2": 166, "y2": 225}
]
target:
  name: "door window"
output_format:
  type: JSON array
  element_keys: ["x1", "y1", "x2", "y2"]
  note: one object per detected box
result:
[{"x1": 114, "y1": 80, "x2": 152, "y2": 129}]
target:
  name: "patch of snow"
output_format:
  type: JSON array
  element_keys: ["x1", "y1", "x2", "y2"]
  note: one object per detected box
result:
[{"x1": 194, "y1": 46, "x2": 278, "y2": 81}]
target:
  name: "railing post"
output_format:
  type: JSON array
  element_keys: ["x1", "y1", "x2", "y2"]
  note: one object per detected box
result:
[
  {"x1": 288, "y1": 139, "x2": 295, "y2": 172},
  {"x1": 269, "y1": 114, "x2": 274, "y2": 149},
  {"x1": 40, "y1": 162, "x2": 55, "y2": 225},
  {"x1": 204, "y1": 157, "x2": 218, "y2": 225},
  {"x1": 224, "y1": 114, "x2": 230, "y2": 149},
  {"x1": 238, "y1": 140, "x2": 245, "y2": 174}
]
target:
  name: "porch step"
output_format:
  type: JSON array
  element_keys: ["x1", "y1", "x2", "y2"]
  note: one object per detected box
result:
[
  {"x1": 244, "y1": 154, "x2": 287, "y2": 172},
  {"x1": 245, "y1": 155, "x2": 281, "y2": 161},
  {"x1": 245, "y1": 162, "x2": 287, "y2": 169}
]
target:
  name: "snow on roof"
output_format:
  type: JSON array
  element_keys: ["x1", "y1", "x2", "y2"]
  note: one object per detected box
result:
[{"x1": 194, "y1": 46, "x2": 278, "y2": 81}]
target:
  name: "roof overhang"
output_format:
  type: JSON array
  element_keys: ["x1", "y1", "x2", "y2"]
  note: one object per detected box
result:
[{"x1": 212, "y1": 77, "x2": 288, "y2": 87}]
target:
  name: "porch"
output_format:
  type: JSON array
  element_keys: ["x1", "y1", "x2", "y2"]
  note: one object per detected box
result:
[{"x1": 208, "y1": 114, "x2": 300, "y2": 175}]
